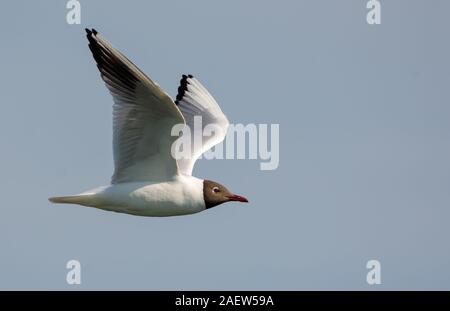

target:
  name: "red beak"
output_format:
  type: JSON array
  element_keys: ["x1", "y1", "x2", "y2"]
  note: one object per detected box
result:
[{"x1": 227, "y1": 194, "x2": 249, "y2": 203}]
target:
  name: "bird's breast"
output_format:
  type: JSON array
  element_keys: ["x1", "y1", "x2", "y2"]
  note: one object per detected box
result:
[{"x1": 95, "y1": 177, "x2": 205, "y2": 217}]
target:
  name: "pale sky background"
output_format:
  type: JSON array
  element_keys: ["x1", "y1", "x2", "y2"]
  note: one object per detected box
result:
[{"x1": 1, "y1": 0, "x2": 450, "y2": 290}]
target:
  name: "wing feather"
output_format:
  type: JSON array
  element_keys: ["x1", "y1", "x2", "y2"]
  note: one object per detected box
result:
[
  {"x1": 85, "y1": 29, "x2": 185, "y2": 183},
  {"x1": 174, "y1": 75, "x2": 229, "y2": 175}
]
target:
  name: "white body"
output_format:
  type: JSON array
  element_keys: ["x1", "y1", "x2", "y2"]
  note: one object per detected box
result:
[{"x1": 71, "y1": 175, "x2": 205, "y2": 217}]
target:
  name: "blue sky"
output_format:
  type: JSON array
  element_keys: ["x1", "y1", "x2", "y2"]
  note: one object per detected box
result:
[{"x1": 1, "y1": 0, "x2": 450, "y2": 289}]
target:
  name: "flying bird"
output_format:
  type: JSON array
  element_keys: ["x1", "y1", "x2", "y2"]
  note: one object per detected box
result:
[{"x1": 49, "y1": 28, "x2": 248, "y2": 217}]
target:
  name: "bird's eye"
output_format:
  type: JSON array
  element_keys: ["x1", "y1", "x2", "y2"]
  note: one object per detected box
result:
[{"x1": 212, "y1": 186, "x2": 220, "y2": 193}]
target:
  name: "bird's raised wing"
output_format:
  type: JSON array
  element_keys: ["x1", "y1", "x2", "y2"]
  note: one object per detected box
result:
[
  {"x1": 86, "y1": 29, "x2": 185, "y2": 183},
  {"x1": 174, "y1": 75, "x2": 229, "y2": 175}
]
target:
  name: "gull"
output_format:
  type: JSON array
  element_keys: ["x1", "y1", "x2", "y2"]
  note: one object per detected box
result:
[{"x1": 49, "y1": 28, "x2": 248, "y2": 217}]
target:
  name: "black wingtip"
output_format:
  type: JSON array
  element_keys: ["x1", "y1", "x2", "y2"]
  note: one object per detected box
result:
[
  {"x1": 85, "y1": 28, "x2": 98, "y2": 36},
  {"x1": 175, "y1": 74, "x2": 193, "y2": 103},
  {"x1": 181, "y1": 74, "x2": 194, "y2": 79}
]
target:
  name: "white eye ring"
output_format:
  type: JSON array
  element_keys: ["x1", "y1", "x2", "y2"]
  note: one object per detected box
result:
[{"x1": 212, "y1": 186, "x2": 220, "y2": 193}]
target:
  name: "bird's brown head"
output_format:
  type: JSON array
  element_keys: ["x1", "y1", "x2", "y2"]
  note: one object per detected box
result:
[{"x1": 203, "y1": 180, "x2": 248, "y2": 209}]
